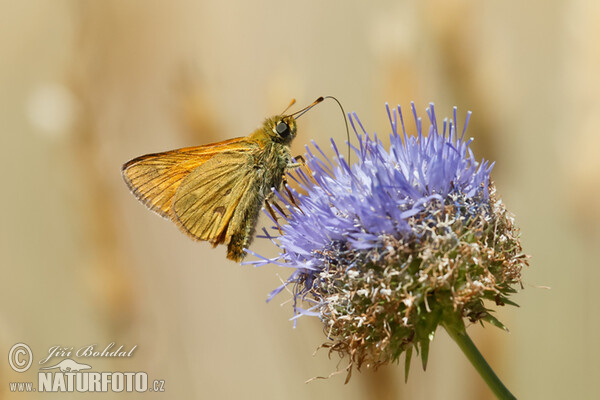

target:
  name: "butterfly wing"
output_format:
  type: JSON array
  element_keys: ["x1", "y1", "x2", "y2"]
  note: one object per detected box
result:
[
  {"x1": 170, "y1": 151, "x2": 262, "y2": 250},
  {"x1": 121, "y1": 137, "x2": 253, "y2": 217}
]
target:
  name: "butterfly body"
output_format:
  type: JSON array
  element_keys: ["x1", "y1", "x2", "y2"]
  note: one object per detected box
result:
[{"x1": 122, "y1": 114, "x2": 298, "y2": 261}]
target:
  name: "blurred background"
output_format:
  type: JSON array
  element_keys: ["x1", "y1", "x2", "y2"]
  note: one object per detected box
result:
[{"x1": 1, "y1": 1, "x2": 598, "y2": 399}]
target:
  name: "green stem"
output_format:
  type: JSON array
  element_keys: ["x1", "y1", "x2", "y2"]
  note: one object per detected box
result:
[{"x1": 443, "y1": 323, "x2": 517, "y2": 400}]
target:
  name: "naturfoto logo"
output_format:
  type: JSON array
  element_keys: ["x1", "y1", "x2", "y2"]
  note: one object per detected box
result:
[{"x1": 8, "y1": 342, "x2": 165, "y2": 394}]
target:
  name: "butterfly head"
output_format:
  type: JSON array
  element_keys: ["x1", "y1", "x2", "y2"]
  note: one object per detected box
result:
[
  {"x1": 267, "y1": 115, "x2": 297, "y2": 144},
  {"x1": 262, "y1": 97, "x2": 324, "y2": 144}
]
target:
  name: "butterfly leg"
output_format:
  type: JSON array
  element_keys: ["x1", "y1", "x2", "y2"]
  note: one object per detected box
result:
[
  {"x1": 264, "y1": 198, "x2": 286, "y2": 234},
  {"x1": 272, "y1": 200, "x2": 289, "y2": 219},
  {"x1": 288, "y1": 154, "x2": 314, "y2": 180},
  {"x1": 286, "y1": 154, "x2": 306, "y2": 170},
  {"x1": 280, "y1": 175, "x2": 305, "y2": 215}
]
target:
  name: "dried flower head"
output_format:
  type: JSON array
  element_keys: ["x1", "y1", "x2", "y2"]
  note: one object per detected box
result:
[{"x1": 250, "y1": 103, "x2": 527, "y2": 380}]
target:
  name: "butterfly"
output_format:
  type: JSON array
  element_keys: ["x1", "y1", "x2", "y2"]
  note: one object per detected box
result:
[{"x1": 122, "y1": 97, "x2": 324, "y2": 261}]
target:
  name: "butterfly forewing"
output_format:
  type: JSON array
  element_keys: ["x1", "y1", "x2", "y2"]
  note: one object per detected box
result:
[{"x1": 122, "y1": 138, "x2": 253, "y2": 217}]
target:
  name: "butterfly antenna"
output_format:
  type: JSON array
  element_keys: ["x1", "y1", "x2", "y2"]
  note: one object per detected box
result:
[
  {"x1": 290, "y1": 96, "x2": 351, "y2": 163},
  {"x1": 280, "y1": 98, "x2": 297, "y2": 115},
  {"x1": 289, "y1": 97, "x2": 325, "y2": 119},
  {"x1": 323, "y1": 96, "x2": 351, "y2": 163}
]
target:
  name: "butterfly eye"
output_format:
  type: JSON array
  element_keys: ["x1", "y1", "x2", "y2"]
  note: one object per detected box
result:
[{"x1": 275, "y1": 121, "x2": 291, "y2": 137}]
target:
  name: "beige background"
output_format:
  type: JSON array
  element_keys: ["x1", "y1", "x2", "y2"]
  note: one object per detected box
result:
[{"x1": 1, "y1": 1, "x2": 599, "y2": 399}]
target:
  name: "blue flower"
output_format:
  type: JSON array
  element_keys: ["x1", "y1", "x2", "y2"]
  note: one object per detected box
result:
[{"x1": 249, "y1": 103, "x2": 526, "y2": 376}]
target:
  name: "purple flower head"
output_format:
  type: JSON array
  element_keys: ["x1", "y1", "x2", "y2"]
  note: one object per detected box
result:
[{"x1": 249, "y1": 103, "x2": 526, "y2": 378}]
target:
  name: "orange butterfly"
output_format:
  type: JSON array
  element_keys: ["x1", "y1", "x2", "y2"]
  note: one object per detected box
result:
[{"x1": 122, "y1": 97, "x2": 323, "y2": 261}]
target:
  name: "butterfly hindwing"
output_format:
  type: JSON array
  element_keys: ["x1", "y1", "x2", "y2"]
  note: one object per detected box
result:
[{"x1": 170, "y1": 151, "x2": 261, "y2": 248}]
